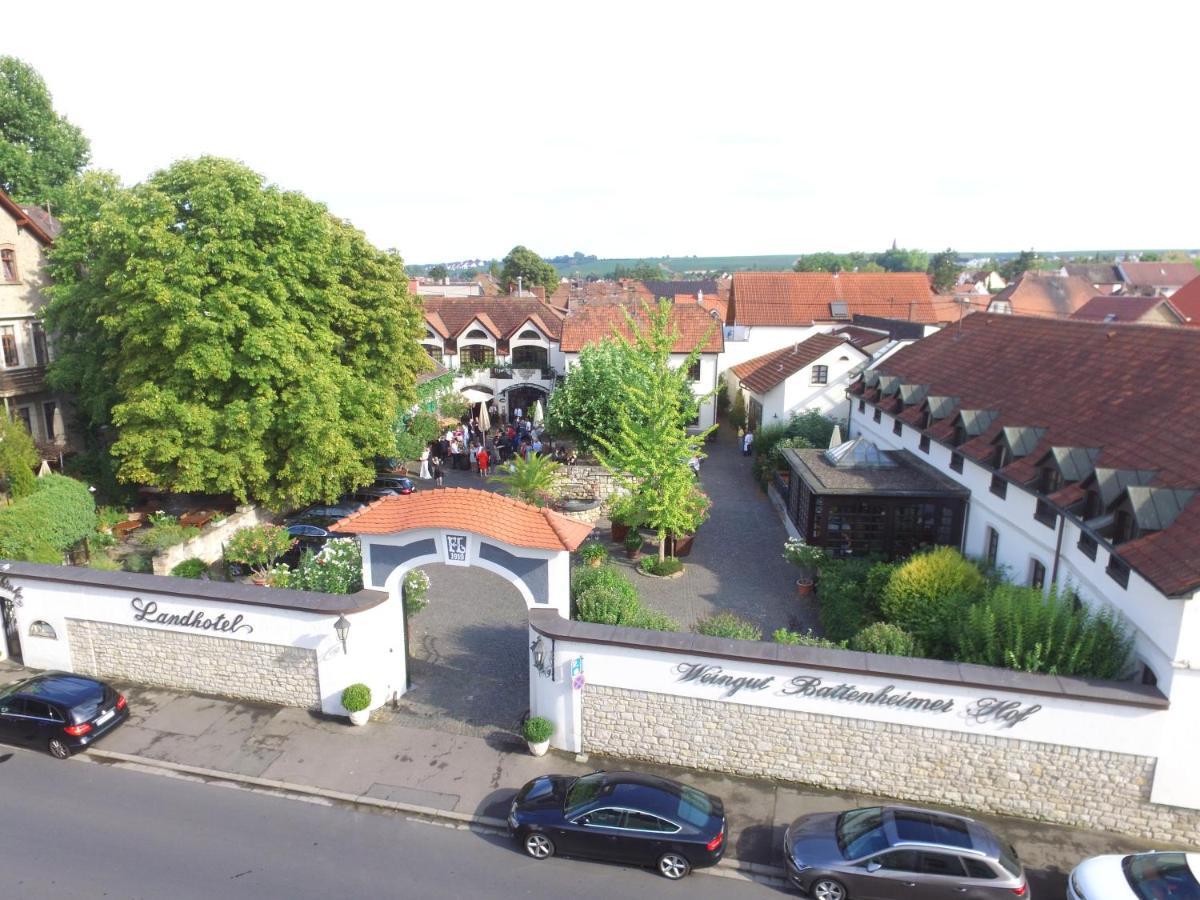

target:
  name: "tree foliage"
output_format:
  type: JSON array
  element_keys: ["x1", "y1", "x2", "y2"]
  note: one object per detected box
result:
[
  {"x1": 793, "y1": 246, "x2": 929, "y2": 274},
  {"x1": 0, "y1": 413, "x2": 39, "y2": 499},
  {"x1": 499, "y1": 245, "x2": 559, "y2": 295},
  {"x1": 0, "y1": 57, "x2": 90, "y2": 208},
  {"x1": 44, "y1": 157, "x2": 425, "y2": 509},
  {"x1": 926, "y1": 248, "x2": 962, "y2": 293},
  {"x1": 999, "y1": 249, "x2": 1044, "y2": 281},
  {"x1": 0, "y1": 473, "x2": 96, "y2": 562},
  {"x1": 426, "y1": 264, "x2": 448, "y2": 281},
  {"x1": 491, "y1": 453, "x2": 562, "y2": 507}
]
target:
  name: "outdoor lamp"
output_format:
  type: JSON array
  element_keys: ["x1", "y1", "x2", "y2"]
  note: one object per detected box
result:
[
  {"x1": 334, "y1": 614, "x2": 351, "y2": 654},
  {"x1": 530, "y1": 636, "x2": 550, "y2": 677}
]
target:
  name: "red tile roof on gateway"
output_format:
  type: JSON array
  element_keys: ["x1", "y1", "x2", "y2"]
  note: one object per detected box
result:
[
  {"x1": 731, "y1": 333, "x2": 860, "y2": 395},
  {"x1": 420, "y1": 296, "x2": 564, "y2": 340},
  {"x1": 331, "y1": 488, "x2": 593, "y2": 551},
  {"x1": 559, "y1": 302, "x2": 724, "y2": 354},
  {"x1": 853, "y1": 315, "x2": 1200, "y2": 597},
  {"x1": 727, "y1": 272, "x2": 937, "y2": 327}
]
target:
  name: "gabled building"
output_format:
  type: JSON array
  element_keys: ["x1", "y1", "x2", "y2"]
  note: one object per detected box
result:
[
  {"x1": 1070, "y1": 294, "x2": 1188, "y2": 326},
  {"x1": 846, "y1": 314, "x2": 1200, "y2": 811},
  {"x1": 1165, "y1": 274, "x2": 1200, "y2": 326},
  {"x1": 0, "y1": 189, "x2": 71, "y2": 458},
  {"x1": 984, "y1": 272, "x2": 1095, "y2": 318},
  {"x1": 1061, "y1": 263, "x2": 1124, "y2": 295},
  {"x1": 1117, "y1": 262, "x2": 1198, "y2": 297}
]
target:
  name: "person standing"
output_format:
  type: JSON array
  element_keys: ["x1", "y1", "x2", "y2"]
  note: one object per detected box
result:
[
  {"x1": 476, "y1": 446, "x2": 490, "y2": 478},
  {"x1": 432, "y1": 455, "x2": 444, "y2": 487},
  {"x1": 513, "y1": 406, "x2": 523, "y2": 422},
  {"x1": 743, "y1": 429, "x2": 754, "y2": 457},
  {"x1": 419, "y1": 444, "x2": 432, "y2": 480}
]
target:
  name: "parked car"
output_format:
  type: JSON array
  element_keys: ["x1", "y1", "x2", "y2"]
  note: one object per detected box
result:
[
  {"x1": 349, "y1": 486, "x2": 401, "y2": 505},
  {"x1": 281, "y1": 523, "x2": 329, "y2": 568},
  {"x1": 285, "y1": 502, "x2": 364, "y2": 528},
  {"x1": 784, "y1": 805, "x2": 1028, "y2": 899},
  {"x1": 1069, "y1": 851, "x2": 1199, "y2": 899},
  {"x1": 508, "y1": 770, "x2": 725, "y2": 880},
  {"x1": 0, "y1": 672, "x2": 129, "y2": 759},
  {"x1": 374, "y1": 476, "x2": 416, "y2": 495}
]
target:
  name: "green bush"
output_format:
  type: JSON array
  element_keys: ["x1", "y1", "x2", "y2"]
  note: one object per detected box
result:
[
  {"x1": 773, "y1": 628, "x2": 845, "y2": 649},
  {"x1": 572, "y1": 564, "x2": 633, "y2": 601},
  {"x1": 786, "y1": 409, "x2": 836, "y2": 448},
  {"x1": 225, "y1": 524, "x2": 296, "y2": 580},
  {"x1": 880, "y1": 547, "x2": 986, "y2": 654},
  {"x1": 728, "y1": 391, "x2": 746, "y2": 432},
  {"x1": 629, "y1": 609, "x2": 681, "y2": 632},
  {"x1": 956, "y1": 585, "x2": 1132, "y2": 679},
  {"x1": 623, "y1": 530, "x2": 644, "y2": 551},
  {"x1": 171, "y1": 558, "x2": 209, "y2": 579},
  {"x1": 87, "y1": 554, "x2": 123, "y2": 571},
  {"x1": 577, "y1": 581, "x2": 642, "y2": 626},
  {"x1": 695, "y1": 612, "x2": 762, "y2": 641},
  {"x1": 523, "y1": 716, "x2": 553, "y2": 743},
  {"x1": 579, "y1": 542, "x2": 609, "y2": 565},
  {"x1": 341, "y1": 683, "x2": 371, "y2": 713},
  {"x1": 0, "y1": 414, "x2": 38, "y2": 500},
  {"x1": 639, "y1": 556, "x2": 683, "y2": 576},
  {"x1": 850, "y1": 622, "x2": 919, "y2": 656},
  {"x1": 814, "y1": 558, "x2": 894, "y2": 642},
  {"x1": 288, "y1": 539, "x2": 363, "y2": 594},
  {"x1": 138, "y1": 521, "x2": 200, "y2": 551},
  {"x1": 0, "y1": 474, "x2": 97, "y2": 561},
  {"x1": 123, "y1": 553, "x2": 152, "y2": 573}
]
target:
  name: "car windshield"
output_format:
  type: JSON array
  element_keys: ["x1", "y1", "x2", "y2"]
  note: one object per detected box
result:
[
  {"x1": 836, "y1": 808, "x2": 887, "y2": 859},
  {"x1": 674, "y1": 785, "x2": 715, "y2": 828},
  {"x1": 564, "y1": 773, "x2": 606, "y2": 814},
  {"x1": 1123, "y1": 853, "x2": 1200, "y2": 900}
]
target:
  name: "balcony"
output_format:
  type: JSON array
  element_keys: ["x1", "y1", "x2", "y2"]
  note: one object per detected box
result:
[{"x1": 0, "y1": 365, "x2": 48, "y2": 398}]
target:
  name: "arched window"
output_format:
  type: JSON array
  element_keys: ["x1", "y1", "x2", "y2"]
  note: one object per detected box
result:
[
  {"x1": 517, "y1": 329, "x2": 541, "y2": 340},
  {"x1": 28, "y1": 620, "x2": 57, "y2": 639},
  {"x1": 422, "y1": 343, "x2": 443, "y2": 363},
  {"x1": 465, "y1": 329, "x2": 489, "y2": 340}
]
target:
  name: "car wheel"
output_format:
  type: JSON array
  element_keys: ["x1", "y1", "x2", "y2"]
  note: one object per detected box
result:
[
  {"x1": 523, "y1": 832, "x2": 555, "y2": 860},
  {"x1": 811, "y1": 877, "x2": 848, "y2": 900},
  {"x1": 47, "y1": 738, "x2": 71, "y2": 760},
  {"x1": 657, "y1": 852, "x2": 691, "y2": 880}
]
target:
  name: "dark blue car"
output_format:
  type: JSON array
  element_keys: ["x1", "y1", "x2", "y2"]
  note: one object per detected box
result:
[
  {"x1": 508, "y1": 770, "x2": 726, "y2": 880},
  {"x1": 0, "y1": 672, "x2": 129, "y2": 759}
]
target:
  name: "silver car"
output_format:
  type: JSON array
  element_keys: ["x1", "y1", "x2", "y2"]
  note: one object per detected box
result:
[{"x1": 784, "y1": 805, "x2": 1029, "y2": 899}]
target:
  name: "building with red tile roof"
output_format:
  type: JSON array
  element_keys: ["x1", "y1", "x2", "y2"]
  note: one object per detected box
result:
[
  {"x1": 1117, "y1": 262, "x2": 1199, "y2": 297},
  {"x1": 726, "y1": 272, "x2": 938, "y2": 328},
  {"x1": 1165, "y1": 273, "x2": 1200, "y2": 326},
  {"x1": 728, "y1": 333, "x2": 868, "y2": 427},
  {"x1": 1071, "y1": 295, "x2": 1186, "y2": 326},
  {"x1": 985, "y1": 272, "x2": 1096, "y2": 319}
]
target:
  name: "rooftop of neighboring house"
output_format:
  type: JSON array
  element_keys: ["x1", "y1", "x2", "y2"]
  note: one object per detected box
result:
[
  {"x1": 1062, "y1": 263, "x2": 1123, "y2": 285},
  {"x1": 828, "y1": 324, "x2": 891, "y2": 351},
  {"x1": 559, "y1": 301, "x2": 724, "y2": 354},
  {"x1": 852, "y1": 314, "x2": 1200, "y2": 597},
  {"x1": 1070, "y1": 295, "x2": 1184, "y2": 325},
  {"x1": 987, "y1": 272, "x2": 1096, "y2": 318},
  {"x1": 0, "y1": 190, "x2": 60, "y2": 245},
  {"x1": 420, "y1": 296, "x2": 565, "y2": 341},
  {"x1": 726, "y1": 272, "x2": 938, "y2": 327},
  {"x1": 1118, "y1": 261, "x2": 1199, "y2": 290},
  {"x1": 640, "y1": 279, "x2": 720, "y2": 301},
  {"x1": 730, "y1": 332, "x2": 863, "y2": 395},
  {"x1": 1166, "y1": 274, "x2": 1200, "y2": 325},
  {"x1": 549, "y1": 279, "x2": 651, "y2": 310}
]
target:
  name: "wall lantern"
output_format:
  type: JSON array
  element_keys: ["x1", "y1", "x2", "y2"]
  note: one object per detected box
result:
[
  {"x1": 530, "y1": 635, "x2": 553, "y2": 679},
  {"x1": 334, "y1": 615, "x2": 351, "y2": 655}
]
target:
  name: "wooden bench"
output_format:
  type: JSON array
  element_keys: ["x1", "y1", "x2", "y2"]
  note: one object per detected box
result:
[
  {"x1": 112, "y1": 519, "x2": 144, "y2": 538},
  {"x1": 179, "y1": 510, "x2": 217, "y2": 528}
]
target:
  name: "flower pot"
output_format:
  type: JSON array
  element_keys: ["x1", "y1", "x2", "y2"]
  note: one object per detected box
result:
[
  {"x1": 668, "y1": 533, "x2": 695, "y2": 557},
  {"x1": 527, "y1": 739, "x2": 550, "y2": 757},
  {"x1": 251, "y1": 574, "x2": 270, "y2": 587},
  {"x1": 796, "y1": 578, "x2": 814, "y2": 598},
  {"x1": 587, "y1": 557, "x2": 603, "y2": 568},
  {"x1": 625, "y1": 545, "x2": 642, "y2": 560},
  {"x1": 348, "y1": 709, "x2": 370, "y2": 726},
  {"x1": 610, "y1": 522, "x2": 630, "y2": 543}
]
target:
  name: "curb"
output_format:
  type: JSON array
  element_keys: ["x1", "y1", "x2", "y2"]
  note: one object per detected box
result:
[{"x1": 84, "y1": 748, "x2": 787, "y2": 883}]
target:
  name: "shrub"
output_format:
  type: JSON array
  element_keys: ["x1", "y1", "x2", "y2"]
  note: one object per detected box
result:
[
  {"x1": 572, "y1": 564, "x2": 632, "y2": 601},
  {"x1": 289, "y1": 538, "x2": 363, "y2": 594},
  {"x1": 695, "y1": 612, "x2": 762, "y2": 641},
  {"x1": 123, "y1": 553, "x2": 152, "y2": 573},
  {"x1": 225, "y1": 524, "x2": 297, "y2": 580},
  {"x1": 341, "y1": 683, "x2": 371, "y2": 713},
  {"x1": 629, "y1": 609, "x2": 681, "y2": 632},
  {"x1": 623, "y1": 530, "x2": 644, "y2": 551},
  {"x1": 956, "y1": 585, "x2": 1133, "y2": 679},
  {"x1": 523, "y1": 716, "x2": 553, "y2": 743},
  {"x1": 786, "y1": 409, "x2": 836, "y2": 449},
  {"x1": 87, "y1": 554, "x2": 123, "y2": 571},
  {"x1": 850, "y1": 622, "x2": 919, "y2": 656},
  {"x1": 579, "y1": 542, "x2": 609, "y2": 565},
  {"x1": 403, "y1": 568, "x2": 431, "y2": 614},
  {"x1": 0, "y1": 474, "x2": 97, "y2": 561},
  {"x1": 639, "y1": 556, "x2": 682, "y2": 577},
  {"x1": 171, "y1": 558, "x2": 209, "y2": 579},
  {"x1": 97, "y1": 506, "x2": 129, "y2": 532},
  {"x1": 138, "y1": 520, "x2": 200, "y2": 551},
  {"x1": 577, "y1": 581, "x2": 642, "y2": 626},
  {"x1": 0, "y1": 414, "x2": 38, "y2": 500},
  {"x1": 880, "y1": 547, "x2": 986, "y2": 654},
  {"x1": 728, "y1": 390, "x2": 745, "y2": 432},
  {"x1": 774, "y1": 628, "x2": 845, "y2": 649},
  {"x1": 814, "y1": 558, "x2": 894, "y2": 642}
]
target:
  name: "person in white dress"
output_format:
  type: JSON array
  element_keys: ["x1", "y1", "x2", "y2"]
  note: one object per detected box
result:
[{"x1": 419, "y1": 445, "x2": 432, "y2": 480}]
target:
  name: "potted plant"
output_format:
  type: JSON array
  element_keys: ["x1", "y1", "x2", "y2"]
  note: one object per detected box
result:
[
  {"x1": 623, "y1": 529, "x2": 643, "y2": 560},
  {"x1": 666, "y1": 488, "x2": 711, "y2": 558},
  {"x1": 609, "y1": 494, "x2": 637, "y2": 543},
  {"x1": 523, "y1": 716, "x2": 553, "y2": 756},
  {"x1": 341, "y1": 683, "x2": 372, "y2": 726},
  {"x1": 225, "y1": 524, "x2": 296, "y2": 585},
  {"x1": 783, "y1": 539, "x2": 825, "y2": 597},
  {"x1": 580, "y1": 542, "x2": 608, "y2": 568}
]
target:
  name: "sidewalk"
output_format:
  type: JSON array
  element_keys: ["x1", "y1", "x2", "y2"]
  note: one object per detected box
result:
[{"x1": 2, "y1": 662, "x2": 1184, "y2": 894}]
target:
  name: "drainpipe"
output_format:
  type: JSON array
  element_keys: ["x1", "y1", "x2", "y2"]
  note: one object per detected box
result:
[{"x1": 1050, "y1": 510, "x2": 1066, "y2": 589}]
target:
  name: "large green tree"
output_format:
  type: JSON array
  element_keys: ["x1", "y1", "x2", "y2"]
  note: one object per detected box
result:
[
  {"x1": 0, "y1": 57, "x2": 90, "y2": 208},
  {"x1": 44, "y1": 157, "x2": 425, "y2": 509},
  {"x1": 926, "y1": 248, "x2": 962, "y2": 293},
  {"x1": 500, "y1": 245, "x2": 559, "y2": 295}
]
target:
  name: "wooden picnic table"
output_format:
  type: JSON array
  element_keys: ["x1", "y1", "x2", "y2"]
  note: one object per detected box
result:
[{"x1": 179, "y1": 510, "x2": 217, "y2": 528}]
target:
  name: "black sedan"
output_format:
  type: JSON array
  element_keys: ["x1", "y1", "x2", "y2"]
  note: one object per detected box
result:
[
  {"x1": 508, "y1": 770, "x2": 726, "y2": 880},
  {"x1": 374, "y1": 476, "x2": 416, "y2": 495},
  {"x1": 0, "y1": 672, "x2": 129, "y2": 759}
]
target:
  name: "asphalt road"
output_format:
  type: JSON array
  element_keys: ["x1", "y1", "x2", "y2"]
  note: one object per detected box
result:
[{"x1": 0, "y1": 748, "x2": 773, "y2": 900}]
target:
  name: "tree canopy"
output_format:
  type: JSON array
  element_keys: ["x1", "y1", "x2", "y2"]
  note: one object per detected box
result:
[
  {"x1": 926, "y1": 248, "x2": 962, "y2": 293},
  {"x1": 793, "y1": 246, "x2": 928, "y2": 274},
  {"x1": 0, "y1": 56, "x2": 90, "y2": 208},
  {"x1": 499, "y1": 245, "x2": 559, "y2": 295},
  {"x1": 44, "y1": 156, "x2": 425, "y2": 509},
  {"x1": 426, "y1": 264, "x2": 449, "y2": 281}
]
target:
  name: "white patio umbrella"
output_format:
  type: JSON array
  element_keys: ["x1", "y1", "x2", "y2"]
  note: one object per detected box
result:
[
  {"x1": 478, "y1": 401, "x2": 491, "y2": 431},
  {"x1": 532, "y1": 399, "x2": 544, "y2": 424}
]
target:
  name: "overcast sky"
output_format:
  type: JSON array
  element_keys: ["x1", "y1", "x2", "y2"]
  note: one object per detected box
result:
[{"x1": 8, "y1": 1, "x2": 1198, "y2": 263}]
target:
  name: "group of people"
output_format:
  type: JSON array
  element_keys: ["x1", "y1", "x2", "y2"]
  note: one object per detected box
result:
[{"x1": 417, "y1": 406, "x2": 559, "y2": 486}]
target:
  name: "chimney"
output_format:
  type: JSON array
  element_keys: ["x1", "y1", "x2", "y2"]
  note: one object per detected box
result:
[
  {"x1": 532, "y1": 286, "x2": 546, "y2": 302},
  {"x1": 696, "y1": 289, "x2": 703, "y2": 305}
]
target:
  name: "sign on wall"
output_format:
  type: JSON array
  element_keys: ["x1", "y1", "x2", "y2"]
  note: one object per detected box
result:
[
  {"x1": 444, "y1": 533, "x2": 470, "y2": 566},
  {"x1": 131, "y1": 597, "x2": 255, "y2": 636}
]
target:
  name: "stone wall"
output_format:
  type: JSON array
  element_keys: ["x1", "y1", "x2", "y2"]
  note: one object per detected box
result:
[
  {"x1": 557, "y1": 465, "x2": 624, "y2": 511},
  {"x1": 583, "y1": 684, "x2": 1200, "y2": 843},
  {"x1": 66, "y1": 619, "x2": 321, "y2": 709},
  {"x1": 152, "y1": 506, "x2": 275, "y2": 576}
]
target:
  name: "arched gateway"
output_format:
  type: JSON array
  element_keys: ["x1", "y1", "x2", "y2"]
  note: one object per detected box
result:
[{"x1": 333, "y1": 488, "x2": 592, "y2": 708}]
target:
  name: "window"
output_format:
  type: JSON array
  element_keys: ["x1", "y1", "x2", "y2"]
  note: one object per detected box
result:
[
  {"x1": 857, "y1": 399, "x2": 865, "y2": 413},
  {"x1": 1, "y1": 248, "x2": 16, "y2": 282},
  {"x1": 422, "y1": 344, "x2": 443, "y2": 362},
  {"x1": 919, "y1": 852, "x2": 967, "y2": 878},
  {"x1": 1030, "y1": 559, "x2": 1046, "y2": 590},
  {"x1": 43, "y1": 401, "x2": 57, "y2": 441},
  {"x1": 1078, "y1": 532, "x2": 1098, "y2": 560},
  {"x1": 623, "y1": 811, "x2": 676, "y2": 832},
  {"x1": 517, "y1": 329, "x2": 541, "y2": 340},
  {"x1": 892, "y1": 419, "x2": 903, "y2": 436},
  {"x1": 582, "y1": 809, "x2": 624, "y2": 828},
  {"x1": 989, "y1": 474, "x2": 1007, "y2": 498},
  {"x1": 1034, "y1": 499, "x2": 1057, "y2": 528},
  {"x1": 962, "y1": 858, "x2": 998, "y2": 879},
  {"x1": 872, "y1": 408, "x2": 882, "y2": 424},
  {"x1": 687, "y1": 360, "x2": 701, "y2": 382},
  {"x1": 811, "y1": 365, "x2": 828, "y2": 385},
  {"x1": 950, "y1": 452, "x2": 964, "y2": 473},
  {"x1": 28, "y1": 620, "x2": 57, "y2": 639},
  {"x1": 31, "y1": 321, "x2": 49, "y2": 366},
  {"x1": 1106, "y1": 554, "x2": 1130, "y2": 588},
  {"x1": 992, "y1": 443, "x2": 1010, "y2": 469},
  {"x1": 1112, "y1": 509, "x2": 1135, "y2": 544},
  {"x1": 1039, "y1": 465, "x2": 1062, "y2": 495},
  {"x1": 985, "y1": 527, "x2": 999, "y2": 566},
  {"x1": 951, "y1": 424, "x2": 967, "y2": 447},
  {"x1": 873, "y1": 850, "x2": 920, "y2": 872},
  {"x1": 464, "y1": 328, "x2": 488, "y2": 339},
  {"x1": 512, "y1": 344, "x2": 548, "y2": 369},
  {"x1": 919, "y1": 434, "x2": 930, "y2": 453},
  {"x1": 1083, "y1": 490, "x2": 1102, "y2": 519},
  {"x1": 463, "y1": 345, "x2": 495, "y2": 365},
  {"x1": 829, "y1": 301, "x2": 850, "y2": 318},
  {"x1": 14, "y1": 406, "x2": 32, "y2": 436},
  {"x1": 0, "y1": 325, "x2": 18, "y2": 367}
]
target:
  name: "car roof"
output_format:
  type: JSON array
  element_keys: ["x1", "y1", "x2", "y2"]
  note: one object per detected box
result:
[
  {"x1": 583, "y1": 771, "x2": 704, "y2": 816},
  {"x1": 13, "y1": 672, "x2": 105, "y2": 706},
  {"x1": 882, "y1": 807, "x2": 995, "y2": 858}
]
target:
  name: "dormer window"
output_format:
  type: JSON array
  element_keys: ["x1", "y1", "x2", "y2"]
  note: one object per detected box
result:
[
  {"x1": 465, "y1": 329, "x2": 488, "y2": 340},
  {"x1": 992, "y1": 443, "x2": 1010, "y2": 469},
  {"x1": 951, "y1": 424, "x2": 967, "y2": 447},
  {"x1": 1112, "y1": 509, "x2": 1135, "y2": 544},
  {"x1": 829, "y1": 301, "x2": 849, "y2": 319},
  {"x1": 1039, "y1": 466, "x2": 1062, "y2": 495},
  {"x1": 1083, "y1": 489, "x2": 1102, "y2": 519},
  {"x1": 517, "y1": 329, "x2": 541, "y2": 340}
]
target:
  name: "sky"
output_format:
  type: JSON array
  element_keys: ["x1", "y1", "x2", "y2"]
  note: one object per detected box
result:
[{"x1": 7, "y1": 1, "x2": 1199, "y2": 264}]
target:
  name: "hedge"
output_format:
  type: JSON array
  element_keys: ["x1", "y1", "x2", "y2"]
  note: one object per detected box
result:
[{"x1": 0, "y1": 474, "x2": 97, "y2": 561}]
